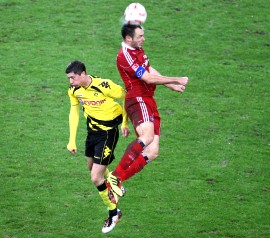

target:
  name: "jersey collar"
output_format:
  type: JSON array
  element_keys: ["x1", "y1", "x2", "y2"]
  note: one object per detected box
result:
[{"x1": 122, "y1": 42, "x2": 136, "y2": 50}]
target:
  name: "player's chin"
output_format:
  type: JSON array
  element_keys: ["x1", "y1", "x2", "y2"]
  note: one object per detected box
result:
[{"x1": 138, "y1": 43, "x2": 143, "y2": 48}]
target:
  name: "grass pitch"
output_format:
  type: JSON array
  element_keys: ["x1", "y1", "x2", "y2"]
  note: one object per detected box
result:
[{"x1": 0, "y1": 0, "x2": 269, "y2": 237}]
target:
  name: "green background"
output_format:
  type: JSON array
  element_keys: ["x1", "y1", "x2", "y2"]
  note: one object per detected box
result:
[{"x1": 0, "y1": 0, "x2": 269, "y2": 237}]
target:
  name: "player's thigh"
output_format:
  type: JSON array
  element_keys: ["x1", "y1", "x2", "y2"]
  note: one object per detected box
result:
[
  {"x1": 136, "y1": 121, "x2": 154, "y2": 138},
  {"x1": 126, "y1": 97, "x2": 155, "y2": 129},
  {"x1": 143, "y1": 135, "x2": 160, "y2": 161},
  {"x1": 94, "y1": 128, "x2": 119, "y2": 165}
]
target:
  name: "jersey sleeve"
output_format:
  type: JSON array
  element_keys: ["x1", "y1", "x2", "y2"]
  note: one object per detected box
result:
[
  {"x1": 68, "y1": 87, "x2": 80, "y2": 106},
  {"x1": 117, "y1": 49, "x2": 149, "y2": 79},
  {"x1": 67, "y1": 104, "x2": 80, "y2": 150},
  {"x1": 101, "y1": 80, "x2": 125, "y2": 102},
  {"x1": 121, "y1": 98, "x2": 128, "y2": 129},
  {"x1": 67, "y1": 88, "x2": 80, "y2": 150},
  {"x1": 101, "y1": 80, "x2": 129, "y2": 128},
  {"x1": 117, "y1": 53, "x2": 139, "y2": 78}
]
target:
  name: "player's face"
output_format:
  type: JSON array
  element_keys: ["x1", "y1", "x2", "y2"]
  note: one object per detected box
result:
[
  {"x1": 67, "y1": 72, "x2": 84, "y2": 87},
  {"x1": 131, "y1": 27, "x2": 145, "y2": 49}
]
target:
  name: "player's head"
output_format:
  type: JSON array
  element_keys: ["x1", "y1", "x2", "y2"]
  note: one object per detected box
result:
[
  {"x1": 121, "y1": 24, "x2": 143, "y2": 39},
  {"x1": 121, "y1": 24, "x2": 144, "y2": 49},
  {"x1": 66, "y1": 60, "x2": 87, "y2": 87},
  {"x1": 66, "y1": 60, "x2": 87, "y2": 75}
]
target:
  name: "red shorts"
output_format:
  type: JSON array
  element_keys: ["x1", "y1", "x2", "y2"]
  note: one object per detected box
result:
[{"x1": 125, "y1": 96, "x2": 161, "y2": 136}]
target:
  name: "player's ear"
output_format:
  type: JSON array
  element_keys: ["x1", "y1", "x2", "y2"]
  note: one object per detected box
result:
[{"x1": 126, "y1": 35, "x2": 132, "y2": 42}]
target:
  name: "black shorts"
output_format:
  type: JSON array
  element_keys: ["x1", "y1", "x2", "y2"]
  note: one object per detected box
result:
[{"x1": 85, "y1": 127, "x2": 119, "y2": 165}]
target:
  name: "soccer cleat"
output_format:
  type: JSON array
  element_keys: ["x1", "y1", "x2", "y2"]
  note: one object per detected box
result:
[
  {"x1": 108, "y1": 185, "x2": 126, "y2": 205},
  {"x1": 102, "y1": 209, "x2": 122, "y2": 234},
  {"x1": 120, "y1": 186, "x2": 126, "y2": 197},
  {"x1": 106, "y1": 172, "x2": 124, "y2": 197},
  {"x1": 108, "y1": 189, "x2": 118, "y2": 204}
]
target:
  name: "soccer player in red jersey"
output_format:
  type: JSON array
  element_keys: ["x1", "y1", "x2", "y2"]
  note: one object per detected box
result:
[{"x1": 107, "y1": 24, "x2": 189, "y2": 197}]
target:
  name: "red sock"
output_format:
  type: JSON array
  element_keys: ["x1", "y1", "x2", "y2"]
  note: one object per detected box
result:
[
  {"x1": 113, "y1": 139, "x2": 145, "y2": 180},
  {"x1": 120, "y1": 153, "x2": 149, "y2": 182}
]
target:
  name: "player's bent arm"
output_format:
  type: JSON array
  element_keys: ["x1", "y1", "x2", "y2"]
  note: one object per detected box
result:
[
  {"x1": 104, "y1": 81, "x2": 129, "y2": 135},
  {"x1": 106, "y1": 81, "x2": 129, "y2": 127},
  {"x1": 149, "y1": 66, "x2": 185, "y2": 91},
  {"x1": 149, "y1": 66, "x2": 161, "y2": 76},
  {"x1": 120, "y1": 88, "x2": 129, "y2": 129},
  {"x1": 141, "y1": 70, "x2": 188, "y2": 86},
  {"x1": 67, "y1": 104, "x2": 80, "y2": 153},
  {"x1": 119, "y1": 88, "x2": 130, "y2": 137}
]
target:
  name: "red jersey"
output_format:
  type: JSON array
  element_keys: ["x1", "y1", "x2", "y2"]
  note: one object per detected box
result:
[{"x1": 116, "y1": 42, "x2": 156, "y2": 98}]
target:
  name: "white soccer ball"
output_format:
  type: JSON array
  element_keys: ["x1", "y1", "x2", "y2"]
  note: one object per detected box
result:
[{"x1": 124, "y1": 3, "x2": 147, "y2": 25}]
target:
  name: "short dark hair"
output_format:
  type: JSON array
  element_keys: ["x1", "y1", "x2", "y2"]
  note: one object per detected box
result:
[
  {"x1": 65, "y1": 60, "x2": 86, "y2": 75},
  {"x1": 121, "y1": 24, "x2": 143, "y2": 39}
]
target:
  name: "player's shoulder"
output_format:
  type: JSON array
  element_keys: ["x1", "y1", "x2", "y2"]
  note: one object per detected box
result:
[
  {"x1": 91, "y1": 75, "x2": 110, "y2": 86},
  {"x1": 117, "y1": 45, "x2": 140, "y2": 64},
  {"x1": 90, "y1": 75, "x2": 115, "y2": 92},
  {"x1": 68, "y1": 86, "x2": 82, "y2": 96}
]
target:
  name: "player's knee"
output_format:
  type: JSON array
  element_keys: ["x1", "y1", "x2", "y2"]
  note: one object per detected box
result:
[
  {"x1": 91, "y1": 174, "x2": 100, "y2": 186},
  {"x1": 141, "y1": 133, "x2": 155, "y2": 146},
  {"x1": 136, "y1": 122, "x2": 155, "y2": 146},
  {"x1": 148, "y1": 150, "x2": 159, "y2": 161}
]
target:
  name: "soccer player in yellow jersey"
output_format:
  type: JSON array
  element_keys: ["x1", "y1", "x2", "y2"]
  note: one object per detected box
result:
[{"x1": 65, "y1": 60, "x2": 130, "y2": 233}]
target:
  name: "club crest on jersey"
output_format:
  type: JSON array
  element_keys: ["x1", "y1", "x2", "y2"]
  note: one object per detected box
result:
[{"x1": 132, "y1": 63, "x2": 139, "y2": 71}]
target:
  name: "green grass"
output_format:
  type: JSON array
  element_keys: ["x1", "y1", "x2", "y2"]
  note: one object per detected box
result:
[{"x1": 1, "y1": 0, "x2": 269, "y2": 237}]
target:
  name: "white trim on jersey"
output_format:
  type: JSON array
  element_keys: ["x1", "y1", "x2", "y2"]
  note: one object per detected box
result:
[
  {"x1": 136, "y1": 97, "x2": 149, "y2": 122},
  {"x1": 122, "y1": 44, "x2": 134, "y2": 67}
]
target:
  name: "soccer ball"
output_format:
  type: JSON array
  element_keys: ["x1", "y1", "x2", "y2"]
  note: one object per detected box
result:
[{"x1": 124, "y1": 3, "x2": 147, "y2": 25}]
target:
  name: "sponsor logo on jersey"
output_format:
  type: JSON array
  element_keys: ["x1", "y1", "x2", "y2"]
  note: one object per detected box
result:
[
  {"x1": 79, "y1": 98, "x2": 106, "y2": 106},
  {"x1": 103, "y1": 146, "x2": 112, "y2": 158},
  {"x1": 98, "y1": 81, "x2": 111, "y2": 89}
]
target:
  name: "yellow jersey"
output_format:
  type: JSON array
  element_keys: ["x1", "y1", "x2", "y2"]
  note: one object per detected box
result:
[{"x1": 67, "y1": 75, "x2": 128, "y2": 150}]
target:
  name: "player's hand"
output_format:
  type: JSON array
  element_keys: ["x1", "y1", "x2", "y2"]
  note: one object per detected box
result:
[
  {"x1": 175, "y1": 84, "x2": 186, "y2": 92},
  {"x1": 68, "y1": 148, "x2": 77, "y2": 154},
  {"x1": 166, "y1": 84, "x2": 186, "y2": 92},
  {"x1": 178, "y1": 77, "x2": 188, "y2": 86},
  {"x1": 67, "y1": 143, "x2": 77, "y2": 154},
  {"x1": 121, "y1": 127, "x2": 130, "y2": 137},
  {"x1": 67, "y1": 148, "x2": 77, "y2": 154},
  {"x1": 67, "y1": 141, "x2": 77, "y2": 154}
]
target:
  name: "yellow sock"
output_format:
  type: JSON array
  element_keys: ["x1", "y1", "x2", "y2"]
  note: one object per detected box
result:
[
  {"x1": 104, "y1": 168, "x2": 110, "y2": 179},
  {"x1": 99, "y1": 188, "x2": 116, "y2": 211}
]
